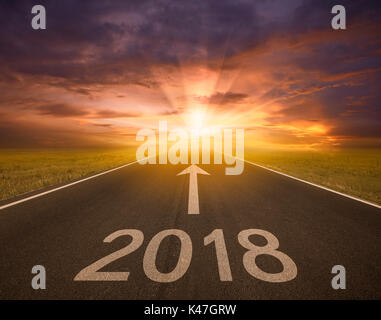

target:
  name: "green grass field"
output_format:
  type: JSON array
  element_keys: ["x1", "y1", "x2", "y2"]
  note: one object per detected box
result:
[
  {"x1": 0, "y1": 148, "x2": 380, "y2": 205},
  {"x1": 0, "y1": 148, "x2": 136, "y2": 201},
  {"x1": 246, "y1": 148, "x2": 381, "y2": 205}
]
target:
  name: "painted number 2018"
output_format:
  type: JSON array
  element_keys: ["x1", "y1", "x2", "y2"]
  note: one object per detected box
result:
[{"x1": 74, "y1": 229, "x2": 297, "y2": 283}]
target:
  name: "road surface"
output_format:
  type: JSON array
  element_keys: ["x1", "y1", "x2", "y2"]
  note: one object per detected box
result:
[{"x1": 0, "y1": 162, "x2": 380, "y2": 299}]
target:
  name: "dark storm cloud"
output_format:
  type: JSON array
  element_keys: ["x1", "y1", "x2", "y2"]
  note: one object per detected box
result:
[
  {"x1": 290, "y1": 0, "x2": 381, "y2": 32},
  {"x1": 0, "y1": 0, "x2": 380, "y2": 147},
  {"x1": 0, "y1": 0, "x2": 379, "y2": 84},
  {"x1": 0, "y1": 0, "x2": 264, "y2": 84},
  {"x1": 284, "y1": 0, "x2": 381, "y2": 78}
]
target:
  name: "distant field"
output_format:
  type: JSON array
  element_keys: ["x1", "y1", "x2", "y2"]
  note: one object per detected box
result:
[
  {"x1": 1, "y1": 148, "x2": 380, "y2": 206},
  {"x1": 0, "y1": 148, "x2": 136, "y2": 201},
  {"x1": 246, "y1": 148, "x2": 381, "y2": 206}
]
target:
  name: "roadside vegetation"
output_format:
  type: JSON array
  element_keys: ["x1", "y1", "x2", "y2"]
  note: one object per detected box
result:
[
  {"x1": 0, "y1": 148, "x2": 136, "y2": 201},
  {"x1": 246, "y1": 148, "x2": 381, "y2": 205},
  {"x1": 1, "y1": 147, "x2": 380, "y2": 205}
]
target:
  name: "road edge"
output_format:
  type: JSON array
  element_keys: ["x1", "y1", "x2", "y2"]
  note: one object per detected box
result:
[
  {"x1": 0, "y1": 159, "x2": 141, "y2": 211},
  {"x1": 244, "y1": 159, "x2": 381, "y2": 210}
]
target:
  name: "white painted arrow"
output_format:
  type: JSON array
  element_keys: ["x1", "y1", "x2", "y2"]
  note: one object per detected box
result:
[{"x1": 177, "y1": 165, "x2": 210, "y2": 215}]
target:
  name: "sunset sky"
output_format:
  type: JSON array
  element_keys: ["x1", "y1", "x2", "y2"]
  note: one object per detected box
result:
[{"x1": 0, "y1": 0, "x2": 380, "y2": 149}]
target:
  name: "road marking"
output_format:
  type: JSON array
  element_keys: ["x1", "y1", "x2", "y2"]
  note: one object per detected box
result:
[
  {"x1": 238, "y1": 229, "x2": 297, "y2": 282},
  {"x1": 244, "y1": 159, "x2": 381, "y2": 210},
  {"x1": 204, "y1": 229, "x2": 233, "y2": 281},
  {"x1": 143, "y1": 229, "x2": 192, "y2": 283},
  {"x1": 0, "y1": 159, "x2": 143, "y2": 211},
  {"x1": 177, "y1": 165, "x2": 210, "y2": 214},
  {"x1": 74, "y1": 229, "x2": 144, "y2": 281}
]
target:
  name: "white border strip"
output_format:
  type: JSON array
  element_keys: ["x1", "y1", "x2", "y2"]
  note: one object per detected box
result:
[
  {"x1": 0, "y1": 160, "x2": 141, "y2": 211},
  {"x1": 244, "y1": 159, "x2": 381, "y2": 209}
]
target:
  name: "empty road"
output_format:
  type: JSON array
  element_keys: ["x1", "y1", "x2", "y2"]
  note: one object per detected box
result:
[{"x1": 0, "y1": 161, "x2": 380, "y2": 299}]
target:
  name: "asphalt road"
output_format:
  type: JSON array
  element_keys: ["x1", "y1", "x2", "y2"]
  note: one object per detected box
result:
[{"x1": 0, "y1": 162, "x2": 380, "y2": 299}]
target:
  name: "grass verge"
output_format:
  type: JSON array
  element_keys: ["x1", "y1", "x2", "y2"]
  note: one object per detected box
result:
[
  {"x1": 0, "y1": 148, "x2": 136, "y2": 201},
  {"x1": 245, "y1": 148, "x2": 381, "y2": 206},
  {"x1": 1, "y1": 147, "x2": 380, "y2": 206}
]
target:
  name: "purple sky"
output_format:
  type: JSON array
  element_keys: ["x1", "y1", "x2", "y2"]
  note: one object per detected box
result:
[{"x1": 0, "y1": 0, "x2": 380, "y2": 148}]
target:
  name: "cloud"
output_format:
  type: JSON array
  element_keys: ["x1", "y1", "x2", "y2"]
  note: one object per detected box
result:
[
  {"x1": 0, "y1": 0, "x2": 379, "y2": 83},
  {"x1": 0, "y1": 119, "x2": 95, "y2": 147},
  {"x1": 36, "y1": 104, "x2": 90, "y2": 117},
  {"x1": 92, "y1": 109, "x2": 140, "y2": 119},
  {"x1": 329, "y1": 119, "x2": 381, "y2": 139},
  {"x1": 0, "y1": 0, "x2": 263, "y2": 87},
  {"x1": 197, "y1": 91, "x2": 249, "y2": 106},
  {"x1": 0, "y1": 0, "x2": 380, "y2": 148},
  {"x1": 32, "y1": 104, "x2": 141, "y2": 119},
  {"x1": 92, "y1": 123, "x2": 114, "y2": 128}
]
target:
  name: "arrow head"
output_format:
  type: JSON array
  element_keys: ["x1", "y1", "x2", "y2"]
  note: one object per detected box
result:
[{"x1": 177, "y1": 164, "x2": 210, "y2": 176}]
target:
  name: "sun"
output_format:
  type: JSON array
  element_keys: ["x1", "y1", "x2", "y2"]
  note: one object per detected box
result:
[{"x1": 185, "y1": 109, "x2": 207, "y2": 135}]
